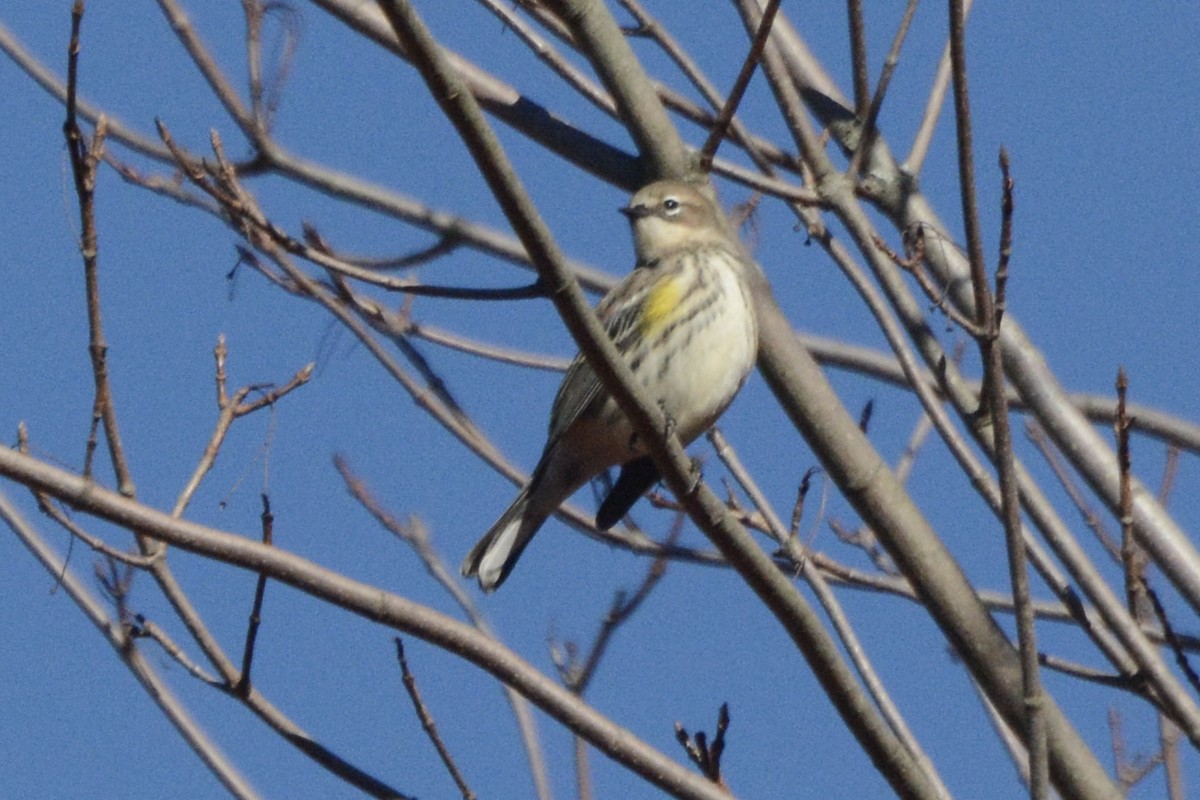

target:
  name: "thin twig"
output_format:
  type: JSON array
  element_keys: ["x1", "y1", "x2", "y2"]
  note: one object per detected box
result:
[
  {"x1": 34, "y1": 492, "x2": 157, "y2": 568},
  {"x1": 948, "y1": 4, "x2": 1047, "y2": 795},
  {"x1": 1036, "y1": 653, "x2": 1144, "y2": 692},
  {"x1": 131, "y1": 616, "x2": 223, "y2": 686},
  {"x1": 21, "y1": 423, "x2": 141, "y2": 570},
  {"x1": 403, "y1": 317, "x2": 571, "y2": 373},
  {"x1": 830, "y1": 518, "x2": 897, "y2": 576},
  {"x1": 877, "y1": 228, "x2": 983, "y2": 335},
  {"x1": 995, "y1": 148, "x2": 1013, "y2": 323},
  {"x1": 1117, "y1": 370, "x2": 1149, "y2": 619},
  {"x1": 1110, "y1": 374, "x2": 1200, "y2": 710},
  {"x1": 64, "y1": 2, "x2": 134, "y2": 496},
  {"x1": 1025, "y1": 422, "x2": 1121, "y2": 561},
  {"x1": 243, "y1": 0, "x2": 266, "y2": 130},
  {"x1": 788, "y1": 467, "x2": 817, "y2": 542},
  {"x1": 395, "y1": 639, "x2": 477, "y2": 800},
  {"x1": 173, "y1": 337, "x2": 313, "y2": 518},
  {"x1": 847, "y1": 0, "x2": 920, "y2": 180},
  {"x1": 303, "y1": 223, "x2": 462, "y2": 270},
  {"x1": 0, "y1": 489, "x2": 261, "y2": 799},
  {"x1": 696, "y1": 0, "x2": 781, "y2": 171},
  {"x1": 236, "y1": 493, "x2": 274, "y2": 697},
  {"x1": 286, "y1": 216, "x2": 552, "y2": 296},
  {"x1": 906, "y1": 0, "x2": 974, "y2": 173},
  {"x1": 335, "y1": 457, "x2": 481, "y2": 611},
  {"x1": 241, "y1": 0, "x2": 299, "y2": 133},
  {"x1": 1141, "y1": 581, "x2": 1200, "y2": 698},
  {"x1": 1157, "y1": 446, "x2": 1180, "y2": 507},
  {"x1": 333, "y1": 457, "x2": 554, "y2": 800},
  {"x1": 557, "y1": 520, "x2": 681, "y2": 695},
  {"x1": 674, "y1": 704, "x2": 731, "y2": 789}
]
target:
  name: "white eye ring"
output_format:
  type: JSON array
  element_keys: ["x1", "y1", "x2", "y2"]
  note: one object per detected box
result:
[{"x1": 662, "y1": 197, "x2": 681, "y2": 214}]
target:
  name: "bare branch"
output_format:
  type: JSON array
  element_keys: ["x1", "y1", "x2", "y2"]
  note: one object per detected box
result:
[
  {"x1": 696, "y1": 0, "x2": 781, "y2": 172},
  {"x1": 235, "y1": 493, "x2": 274, "y2": 697},
  {"x1": 64, "y1": 5, "x2": 134, "y2": 497},
  {"x1": 395, "y1": 639, "x2": 476, "y2": 800},
  {"x1": 947, "y1": 5, "x2": 1048, "y2": 793},
  {"x1": 334, "y1": 456, "x2": 554, "y2": 800},
  {"x1": 556, "y1": 520, "x2": 680, "y2": 695},
  {"x1": 846, "y1": 0, "x2": 920, "y2": 180}
]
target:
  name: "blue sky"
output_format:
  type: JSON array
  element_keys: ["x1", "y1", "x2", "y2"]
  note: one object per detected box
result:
[{"x1": 2, "y1": 3, "x2": 1199, "y2": 798}]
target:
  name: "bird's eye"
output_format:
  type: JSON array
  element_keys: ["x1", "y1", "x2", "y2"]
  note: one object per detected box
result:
[{"x1": 662, "y1": 197, "x2": 681, "y2": 213}]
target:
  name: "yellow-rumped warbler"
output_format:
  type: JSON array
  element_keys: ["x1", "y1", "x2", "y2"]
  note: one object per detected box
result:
[{"x1": 462, "y1": 179, "x2": 758, "y2": 591}]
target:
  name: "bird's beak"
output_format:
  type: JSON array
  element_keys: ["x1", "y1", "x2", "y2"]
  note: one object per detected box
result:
[{"x1": 620, "y1": 203, "x2": 650, "y2": 220}]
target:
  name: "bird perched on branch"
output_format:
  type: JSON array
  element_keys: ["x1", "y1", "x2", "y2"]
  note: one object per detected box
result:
[{"x1": 462, "y1": 179, "x2": 758, "y2": 591}]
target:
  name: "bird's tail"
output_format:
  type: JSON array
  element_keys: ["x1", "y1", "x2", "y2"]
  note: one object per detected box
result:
[
  {"x1": 461, "y1": 488, "x2": 550, "y2": 592},
  {"x1": 595, "y1": 456, "x2": 661, "y2": 531}
]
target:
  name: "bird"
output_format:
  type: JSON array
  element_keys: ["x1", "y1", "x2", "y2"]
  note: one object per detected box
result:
[{"x1": 462, "y1": 179, "x2": 759, "y2": 591}]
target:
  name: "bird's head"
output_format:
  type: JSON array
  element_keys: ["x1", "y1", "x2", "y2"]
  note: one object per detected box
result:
[{"x1": 620, "y1": 180, "x2": 727, "y2": 264}]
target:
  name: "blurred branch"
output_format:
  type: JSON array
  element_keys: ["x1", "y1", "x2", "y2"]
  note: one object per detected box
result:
[
  {"x1": 553, "y1": 520, "x2": 680, "y2": 696},
  {"x1": 906, "y1": 0, "x2": 973, "y2": 173},
  {"x1": 335, "y1": 456, "x2": 553, "y2": 800},
  {"x1": 1109, "y1": 710, "x2": 1163, "y2": 793}
]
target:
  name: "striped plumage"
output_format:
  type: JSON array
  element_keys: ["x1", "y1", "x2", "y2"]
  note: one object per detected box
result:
[{"x1": 462, "y1": 180, "x2": 758, "y2": 591}]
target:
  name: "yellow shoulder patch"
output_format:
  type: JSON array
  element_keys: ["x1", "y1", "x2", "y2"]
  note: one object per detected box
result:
[{"x1": 639, "y1": 275, "x2": 686, "y2": 337}]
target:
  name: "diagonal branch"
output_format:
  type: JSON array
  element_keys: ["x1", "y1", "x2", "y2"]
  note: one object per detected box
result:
[{"x1": 696, "y1": 0, "x2": 781, "y2": 171}]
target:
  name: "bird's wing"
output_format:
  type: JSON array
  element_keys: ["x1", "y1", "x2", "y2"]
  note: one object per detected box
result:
[{"x1": 544, "y1": 266, "x2": 658, "y2": 442}]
